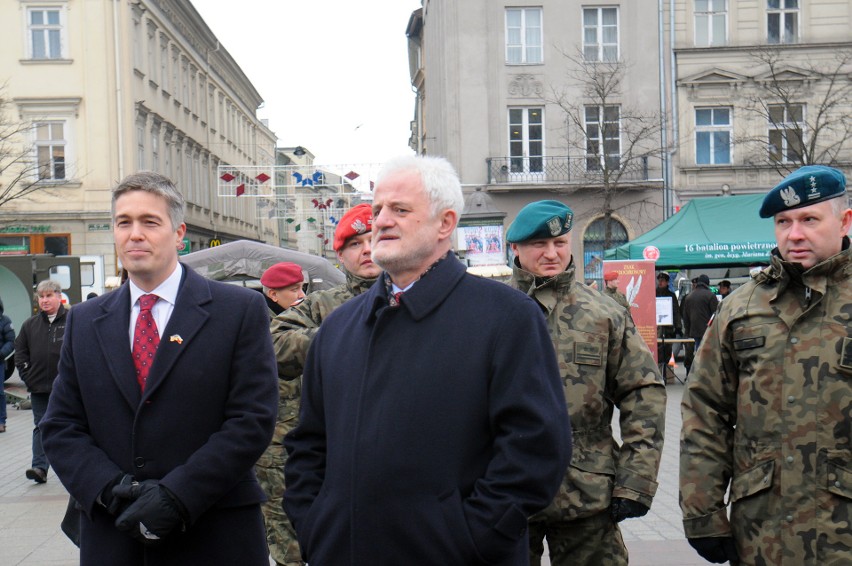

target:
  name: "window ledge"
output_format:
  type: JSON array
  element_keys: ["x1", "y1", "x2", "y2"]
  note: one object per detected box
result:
[
  {"x1": 35, "y1": 179, "x2": 82, "y2": 188},
  {"x1": 20, "y1": 58, "x2": 73, "y2": 65}
]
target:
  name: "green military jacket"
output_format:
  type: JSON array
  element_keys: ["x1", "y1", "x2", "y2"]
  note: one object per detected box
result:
[
  {"x1": 256, "y1": 270, "x2": 376, "y2": 468},
  {"x1": 511, "y1": 260, "x2": 666, "y2": 521},
  {"x1": 680, "y1": 244, "x2": 852, "y2": 565},
  {"x1": 604, "y1": 285, "x2": 631, "y2": 311}
]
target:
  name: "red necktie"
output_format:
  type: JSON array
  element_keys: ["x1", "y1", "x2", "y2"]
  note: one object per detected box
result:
[{"x1": 133, "y1": 294, "x2": 160, "y2": 391}]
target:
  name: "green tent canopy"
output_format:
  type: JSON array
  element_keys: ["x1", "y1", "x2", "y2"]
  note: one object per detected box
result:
[{"x1": 604, "y1": 194, "x2": 776, "y2": 268}]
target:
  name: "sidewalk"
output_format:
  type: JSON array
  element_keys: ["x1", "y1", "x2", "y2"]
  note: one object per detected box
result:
[{"x1": 0, "y1": 368, "x2": 705, "y2": 565}]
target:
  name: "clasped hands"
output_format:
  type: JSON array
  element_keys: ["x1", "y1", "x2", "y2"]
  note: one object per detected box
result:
[{"x1": 100, "y1": 474, "x2": 188, "y2": 545}]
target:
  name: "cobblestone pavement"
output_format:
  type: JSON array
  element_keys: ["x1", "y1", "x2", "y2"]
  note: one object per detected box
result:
[{"x1": 0, "y1": 367, "x2": 708, "y2": 565}]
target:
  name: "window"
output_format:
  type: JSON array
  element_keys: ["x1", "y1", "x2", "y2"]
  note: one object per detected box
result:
[
  {"x1": 508, "y1": 107, "x2": 544, "y2": 175},
  {"x1": 585, "y1": 105, "x2": 621, "y2": 170},
  {"x1": 27, "y1": 7, "x2": 64, "y2": 59},
  {"x1": 583, "y1": 7, "x2": 618, "y2": 62},
  {"x1": 147, "y1": 22, "x2": 157, "y2": 80},
  {"x1": 151, "y1": 124, "x2": 160, "y2": 171},
  {"x1": 583, "y1": 218, "x2": 628, "y2": 284},
  {"x1": 695, "y1": 0, "x2": 726, "y2": 46},
  {"x1": 505, "y1": 8, "x2": 542, "y2": 64},
  {"x1": 136, "y1": 117, "x2": 146, "y2": 169},
  {"x1": 767, "y1": 0, "x2": 798, "y2": 44},
  {"x1": 695, "y1": 108, "x2": 731, "y2": 165},
  {"x1": 768, "y1": 104, "x2": 804, "y2": 163},
  {"x1": 34, "y1": 121, "x2": 66, "y2": 180},
  {"x1": 159, "y1": 35, "x2": 169, "y2": 91}
]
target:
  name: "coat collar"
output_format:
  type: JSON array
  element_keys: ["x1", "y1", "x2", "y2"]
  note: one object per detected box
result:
[
  {"x1": 362, "y1": 253, "x2": 466, "y2": 323},
  {"x1": 511, "y1": 257, "x2": 576, "y2": 314},
  {"x1": 93, "y1": 267, "x2": 213, "y2": 408}
]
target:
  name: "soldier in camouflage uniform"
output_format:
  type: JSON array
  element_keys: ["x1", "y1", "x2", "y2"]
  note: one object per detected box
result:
[
  {"x1": 507, "y1": 200, "x2": 666, "y2": 566},
  {"x1": 603, "y1": 270, "x2": 632, "y2": 312},
  {"x1": 255, "y1": 262, "x2": 307, "y2": 566},
  {"x1": 261, "y1": 204, "x2": 380, "y2": 566},
  {"x1": 680, "y1": 165, "x2": 852, "y2": 566}
]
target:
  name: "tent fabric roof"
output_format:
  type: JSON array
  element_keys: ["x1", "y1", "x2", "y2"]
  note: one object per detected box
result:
[
  {"x1": 180, "y1": 240, "x2": 345, "y2": 291},
  {"x1": 604, "y1": 194, "x2": 776, "y2": 269}
]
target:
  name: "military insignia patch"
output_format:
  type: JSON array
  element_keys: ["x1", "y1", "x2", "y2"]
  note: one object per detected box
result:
[
  {"x1": 351, "y1": 218, "x2": 367, "y2": 234},
  {"x1": 574, "y1": 342, "x2": 602, "y2": 366},
  {"x1": 546, "y1": 216, "x2": 562, "y2": 236},
  {"x1": 839, "y1": 337, "x2": 852, "y2": 370},
  {"x1": 806, "y1": 175, "x2": 821, "y2": 200},
  {"x1": 780, "y1": 187, "x2": 801, "y2": 208}
]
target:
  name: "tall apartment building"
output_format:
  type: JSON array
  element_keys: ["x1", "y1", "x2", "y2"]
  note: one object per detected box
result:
[
  {"x1": 407, "y1": 1, "x2": 666, "y2": 280},
  {"x1": 0, "y1": 0, "x2": 278, "y2": 278},
  {"x1": 671, "y1": 0, "x2": 852, "y2": 200}
]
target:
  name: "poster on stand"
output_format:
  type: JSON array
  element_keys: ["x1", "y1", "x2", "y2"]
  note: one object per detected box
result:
[{"x1": 602, "y1": 260, "x2": 658, "y2": 363}]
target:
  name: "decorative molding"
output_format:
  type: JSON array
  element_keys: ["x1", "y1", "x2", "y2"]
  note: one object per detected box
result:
[{"x1": 508, "y1": 74, "x2": 543, "y2": 98}]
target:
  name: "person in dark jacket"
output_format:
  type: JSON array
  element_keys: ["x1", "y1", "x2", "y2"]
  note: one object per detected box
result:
[
  {"x1": 15, "y1": 279, "x2": 67, "y2": 482},
  {"x1": 0, "y1": 296, "x2": 16, "y2": 433},
  {"x1": 680, "y1": 273, "x2": 718, "y2": 374},
  {"x1": 284, "y1": 155, "x2": 572, "y2": 565},
  {"x1": 656, "y1": 272, "x2": 682, "y2": 368}
]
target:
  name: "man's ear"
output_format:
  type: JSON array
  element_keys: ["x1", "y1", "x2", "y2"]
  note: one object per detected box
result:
[{"x1": 436, "y1": 209, "x2": 458, "y2": 241}]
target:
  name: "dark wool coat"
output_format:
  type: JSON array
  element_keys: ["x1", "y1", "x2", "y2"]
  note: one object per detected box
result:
[
  {"x1": 284, "y1": 254, "x2": 572, "y2": 565},
  {"x1": 41, "y1": 267, "x2": 278, "y2": 566}
]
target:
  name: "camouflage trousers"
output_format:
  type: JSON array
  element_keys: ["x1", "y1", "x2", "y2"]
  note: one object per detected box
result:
[
  {"x1": 255, "y1": 461, "x2": 303, "y2": 566},
  {"x1": 528, "y1": 510, "x2": 628, "y2": 566}
]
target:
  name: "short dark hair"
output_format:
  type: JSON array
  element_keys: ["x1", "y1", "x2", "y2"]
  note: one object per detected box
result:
[
  {"x1": 719, "y1": 280, "x2": 731, "y2": 287},
  {"x1": 112, "y1": 171, "x2": 185, "y2": 229},
  {"x1": 657, "y1": 272, "x2": 670, "y2": 281}
]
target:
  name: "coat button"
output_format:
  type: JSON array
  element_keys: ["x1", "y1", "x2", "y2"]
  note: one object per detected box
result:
[
  {"x1": 134, "y1": 457, "x2": 145, "y2": 468},
  {"x1": 790, "y1": 337, "x2": 799, "y2": 344},
  {"x1": 787, "y1": 396, "x2": 795, "y2": 403},
  {"x1": 786, "y1": 515, "x2": 793, "y2": 522},
  {"x1": 786, "y1": 456, "x2": 794, "y2": 464},
  {"x1": 836, "y1": 481, "x2": 842, "y2": 489}
]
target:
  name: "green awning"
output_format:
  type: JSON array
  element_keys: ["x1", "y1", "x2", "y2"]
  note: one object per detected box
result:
[{"x1": 604, "y1": 194, "x2": 775, "y2": 268}]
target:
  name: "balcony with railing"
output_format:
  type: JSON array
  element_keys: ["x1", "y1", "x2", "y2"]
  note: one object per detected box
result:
[{"x1": 485, "y1": 156, "x2": 659, "y2": 186}]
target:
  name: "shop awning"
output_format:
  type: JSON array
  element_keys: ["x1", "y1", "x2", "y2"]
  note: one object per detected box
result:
[{"x1": 604, "y1": 194, "x2": 776, "y2": 269}]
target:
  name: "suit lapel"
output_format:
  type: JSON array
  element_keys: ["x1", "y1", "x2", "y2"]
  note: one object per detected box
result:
[
  {"x1": 93, "y1": 285, "x2": 141, "y2": 408},
  {"x1": 142, "y1": 268, "x2": 211, "y2": 397}
]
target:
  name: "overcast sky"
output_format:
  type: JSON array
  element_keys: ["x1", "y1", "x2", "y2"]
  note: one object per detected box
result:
[{"x1": 192, "y1": 0, "x2": 420, "y2": 170}]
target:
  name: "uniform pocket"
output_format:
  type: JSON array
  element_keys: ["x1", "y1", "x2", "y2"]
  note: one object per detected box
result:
[
  {"x1": 730, "y1": 459, "x2": 774, "y2": 503},
  {"x1": 827, "y1": 460, "x2": 852, "y2": 500}
]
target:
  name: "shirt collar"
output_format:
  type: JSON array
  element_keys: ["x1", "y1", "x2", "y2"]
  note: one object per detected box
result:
[{"x1": 129, "y1": 263, "x2": 183, "y2": 307}]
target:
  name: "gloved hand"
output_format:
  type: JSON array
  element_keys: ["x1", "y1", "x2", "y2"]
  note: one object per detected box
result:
[
  {"x1": 115, "y1": 484, "x2": 187, "y2": 545},
  {"x1": 688, "y1": 536, "x2": 739, "y2": 564},
  {"x1": 610, "y1": 497, "x2": 649, "y2": 523},
  {"x1": 99, "y1": 473, "x2": 135, "y2": 516}
]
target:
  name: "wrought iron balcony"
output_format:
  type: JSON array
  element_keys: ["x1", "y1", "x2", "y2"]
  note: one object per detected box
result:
[{"x1": 485, "y1": 156, "x2": 655, "y2": 185}]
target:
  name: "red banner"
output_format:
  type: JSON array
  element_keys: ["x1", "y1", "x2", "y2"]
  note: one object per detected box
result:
[{"x1": 603, "y1": 260, "x2": 658, "y2": 363}]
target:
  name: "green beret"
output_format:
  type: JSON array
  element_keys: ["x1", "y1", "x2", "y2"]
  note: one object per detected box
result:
[
  {"x1": 759, "y1": 165, "x2": 847, "y2": 218},
  {"x1": 506, "y1": 200, "x2": 574, "y2": 243}
]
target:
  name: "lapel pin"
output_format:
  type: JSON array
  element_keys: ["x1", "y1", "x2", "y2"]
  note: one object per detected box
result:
[{"x1": 169, "y1": 334, "x2": 183, "y2": 344}]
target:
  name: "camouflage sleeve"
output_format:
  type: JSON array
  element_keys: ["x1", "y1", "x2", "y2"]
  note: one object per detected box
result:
[
  {"x1": 679, "y1": 305, "x2": 738, "y2": 538},
  {"x1": 270, "y1": 296, "x2": 322, "y2": 380},
  {"x1": 609, "y1": 315, "x2": 667, "y2": 508}
]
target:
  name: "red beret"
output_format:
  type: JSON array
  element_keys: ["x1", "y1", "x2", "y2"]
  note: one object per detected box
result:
[
  {"x1": 334, "y1": 204, "x2": 373, "y2": 251},
  {"x1": 261, "y1": 262, "x2": 303, "y2": 289},
  {"x1": 603, "y1": 271, "x2": 619, "y2": 282}
]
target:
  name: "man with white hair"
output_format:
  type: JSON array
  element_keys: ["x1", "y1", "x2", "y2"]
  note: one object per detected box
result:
[{"x1": 284, "y1": 155, "x2": 571, "y2": 565}]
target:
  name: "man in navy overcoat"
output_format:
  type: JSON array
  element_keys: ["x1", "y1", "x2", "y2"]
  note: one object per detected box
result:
[{"x1": 41, "y1": 172, "x2": 278, "y2": 566}]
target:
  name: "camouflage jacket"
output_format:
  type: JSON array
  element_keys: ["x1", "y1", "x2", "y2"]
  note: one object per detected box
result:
[
  {"x1": 256, "y1": 271, "x2": 377, "y2": 468},
  {"x1": 271, "y1": 270, "x2": 377, "y2": 380},
  {"x1": 604, "y1": 286, "x2": 631, "y2": 311},
  {"x1": 680, "y1": 245, "x2": 852, "y2": 565},
  {"x1": 511, "y1": 260, "x2": 665, "y2": 521}
]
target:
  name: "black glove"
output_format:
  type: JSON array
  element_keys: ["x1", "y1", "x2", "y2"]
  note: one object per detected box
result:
[
  {"x1": 688, "y1": 536, "x2": 739, "y2": 564},
  {"x1": 114, "y1": 484, "x2": 187, "y2": 545},
  {"x1": 99, "y1": 473, "x2": 135, "y2": 516},
  {"x1": 610, "y1": 497, "x2": 649, "y2": 523}
]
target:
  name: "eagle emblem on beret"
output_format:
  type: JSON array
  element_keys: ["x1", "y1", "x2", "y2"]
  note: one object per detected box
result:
[
  {"x1": 351, "y1": 218, "x2": 368, "y2": 234},
  {"x1": 546, "y1": 216, "x2": 562, "y2": 236},
  {"x1": 780, "y1": 187, "x2": 801, "y2": 208}
]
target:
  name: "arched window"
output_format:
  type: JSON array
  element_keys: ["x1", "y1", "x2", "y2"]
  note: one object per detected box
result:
[{"x1": 583, "y1": 217, "x2": 627, "y2": 286}]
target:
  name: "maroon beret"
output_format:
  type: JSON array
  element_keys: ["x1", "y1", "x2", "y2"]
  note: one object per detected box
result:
[
  {"x1": 261, "y1": 262, "x2": 303, "y2": 289},
  {"x1": 603, "y1": 271, "x2": 619, "y2": 282},
  {"x1": 334, "y1": 204, "x2": 373, "y2": 251}
]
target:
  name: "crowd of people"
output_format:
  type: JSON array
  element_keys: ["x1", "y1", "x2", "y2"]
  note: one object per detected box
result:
[{"x1": 1, "y1": 160, "x2": 847, "y2": 566}]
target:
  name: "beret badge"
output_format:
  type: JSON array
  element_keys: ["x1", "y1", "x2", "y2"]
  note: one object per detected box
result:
[{"x1": 780, "y1": 187, "x2": 801, "y2": 208}]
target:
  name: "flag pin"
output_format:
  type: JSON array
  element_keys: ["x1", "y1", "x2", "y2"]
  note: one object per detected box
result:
[{"x1": 169, "y1": 334, "x2": 183, "y2": 344}]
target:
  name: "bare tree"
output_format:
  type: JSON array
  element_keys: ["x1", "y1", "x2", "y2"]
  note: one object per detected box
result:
[
  {"x1": 737, "y1": 47, "x2": 852, "y2": 176},
  {"x1": 548, "y1": 50, "x2": 664, "y2": 249},
  {"x1": 0, "y1": 85, "x2": 44, "y2": 210}
]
